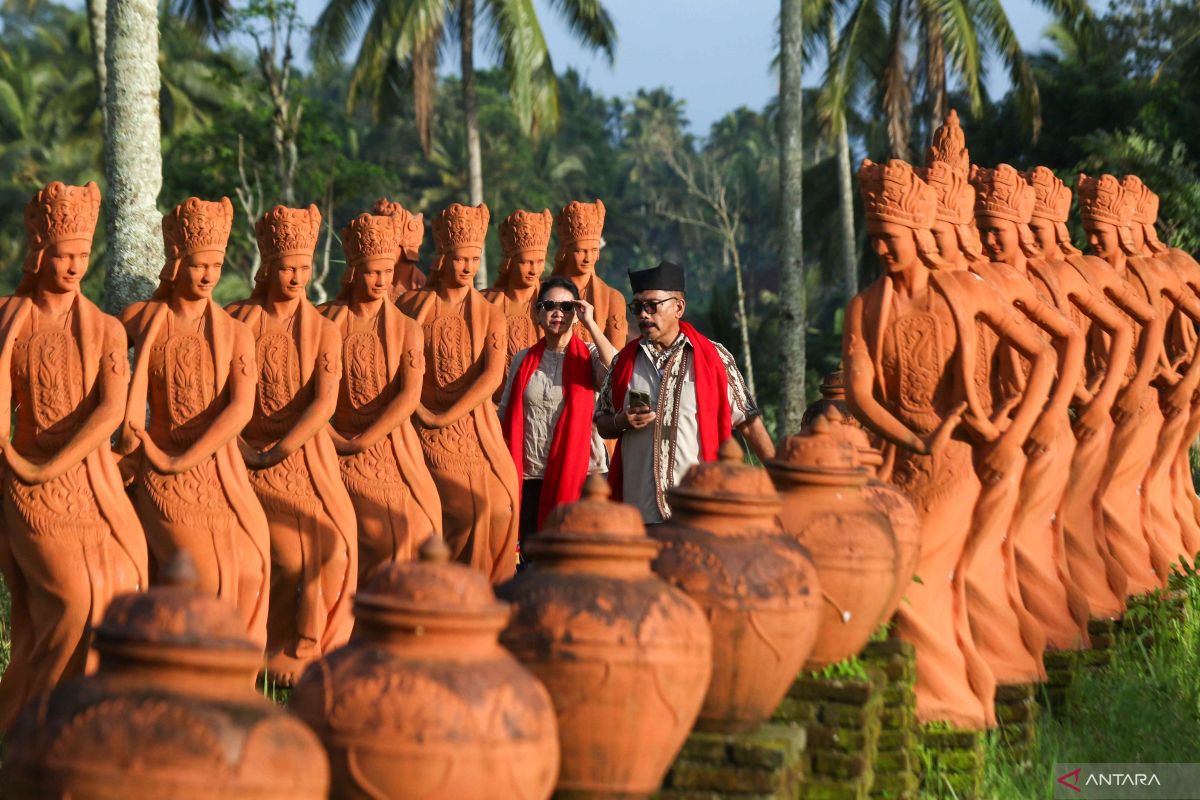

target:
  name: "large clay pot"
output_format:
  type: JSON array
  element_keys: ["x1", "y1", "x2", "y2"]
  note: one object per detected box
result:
[
  {"x1": 767, "y1": 421, "x2": 899, "y2": 668},
  {"x1": 652, "y1": 438, "x2": 822, "y2": 733},
  {"x1": 497, "y1": 476, "x2": 712, "y2": 799},
  {"x1": 2, "y1": 555, "x2": 328, "y2": 800},
  {"x1": 290, "y1": 538, "x2": 559, "y2": 800}
]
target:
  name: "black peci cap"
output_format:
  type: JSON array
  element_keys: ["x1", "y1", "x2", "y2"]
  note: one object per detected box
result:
[{"x1": 628, "y1": 260, "x2": 686, "y2": 294}]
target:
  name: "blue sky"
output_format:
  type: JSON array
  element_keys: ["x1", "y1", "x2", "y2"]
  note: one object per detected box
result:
[{"x1": 292, "y1": 0, "x2": 1072, "y2": 133}]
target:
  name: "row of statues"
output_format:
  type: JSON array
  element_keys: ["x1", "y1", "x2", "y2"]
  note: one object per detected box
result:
[
  {"x1": 844, "y1": 111, "x2": 1200, "y2": 729},
  {"x1": 0, "y1": 184, "x2": 629, "y2": 732}
]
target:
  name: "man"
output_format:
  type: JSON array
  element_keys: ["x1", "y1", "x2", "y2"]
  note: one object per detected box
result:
[{"x1": 595, "y1": 260, "x2": 773, "y2": 523}]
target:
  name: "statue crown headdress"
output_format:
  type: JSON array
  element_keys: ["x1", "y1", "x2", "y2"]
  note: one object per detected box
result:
[
  {"x1": 1120, "y1": 175, "x2": 1160, "y2": 225},
  {"x1": 1077, "y1": 173, "x2": 1133, "y2": 228},
  {"x1": 163, "y1": 197, "x2": 234, "y2": 260},
  {"x1": 926, "y1": 109, "x2": 970, "y2": 179},
  {"x1": 342, "y1": 212, "x2": 400, "y2": 265},
  {"x1": 255, "y1": 204, "x2": 320, "y2": 263},
  {"x1": 970, "y1": 164, "x2": 1035, "y2": 224},
  {"x1": 556, "y1": 199, "x2": 605, "y2": 245},
  {"x1": 1023, "y1": 166, "x2": 1072, "y2": 222},
  {"x1": 373, "y1": 197, "x2": 425, "y2": 255},
  {"x1": 858, "y1": 159, "x2": 937, "y2": 230},
  {"x1": 920, "y1": 161, "x2": 976, "y2": 224},
  {"x1": 24, "y1": 181, "x2": 102, "y2": 251},
  {"x1": 501, "y1": 209, "x2": 554, "y2": 255},
  {"x1": 433, "y1": 203, "x2": 490, "y2": 252}
]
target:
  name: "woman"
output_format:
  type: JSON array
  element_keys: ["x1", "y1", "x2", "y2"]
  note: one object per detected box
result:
[
  {"x1": 499, "y1": 276, "x2": 615, "y2": 543},
  {"x1": 120, "y1": 196, "x2": 270, "y2": 647}
]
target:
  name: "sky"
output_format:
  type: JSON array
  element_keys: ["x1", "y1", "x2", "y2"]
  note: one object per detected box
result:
[{"x1": 292, "y1": 0, "x2": 1071, "y2": 133}]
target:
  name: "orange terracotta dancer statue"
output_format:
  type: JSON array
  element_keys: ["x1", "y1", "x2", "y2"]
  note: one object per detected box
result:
[
  {"x1": 1025, "y1": 166, "x2": 1155, "y2": 620},
  {"x1": 398, "y1": 203, "x2": 519, "y2": 582},
  {"x1": 972, "y1": 165, "x2": 1127, "y2": 652},
  {"x1": 1121, "y1": 175, "x2": 1200, "y2": 569},
  {"x1": 1079, "y1": 174, "x2": 1200, "y2": 595},
  {"x1": 844, "y1": 159, "x2": 1056, "y2": 729},
  {"x1": 225, "y1": 204, "x2": 358, "y2": 686},
  {"x1": 321, "y1": 213, "x2": 442, "y2": 588},
  {"x1": 119, "y1": 197, "x2": 270, "y2": 647},
  {"x1": 372, "y1": 197, "x2": 427, "y2": 299},
  {"x1": 484, "y1": 208, "x2": 553, "y2": 397},
  {"x1": 921, "y1": 110, "x2": 986, "y2": 271},
  {"x1": 0, "y1": 181, "x2": 149, "y2": 732},
  {"x1": 552, "y1": 199, "x2": 628, "y2": 348}
]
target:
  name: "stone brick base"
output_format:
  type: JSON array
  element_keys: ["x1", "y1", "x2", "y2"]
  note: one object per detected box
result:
[
  {"x1": 773, "y1": 668, "x2": 885, "y2": 800},
  {"x1": 917, "y1": 727, "x2": 984, "y2": 799},
  {"x1": 860, "y1": 641, "x2": 919, "y2": 800},
  {"x1": 993, "y1": 683, "x2": 1038, "y2": 763},
  {"x1": 657, "y1": 723, "x2": 809, "y2": 800},
  {"x1": 1081, "y1": 618, "x2": 1117, "y2": 671},
  {"x1": 1040, "y1": 649, "x2": 1076, "y2": 714}
]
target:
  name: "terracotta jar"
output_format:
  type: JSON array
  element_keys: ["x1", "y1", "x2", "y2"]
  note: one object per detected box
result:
[
  {"x1": 497, "y1": 476, "x2": 712, "y2": 798},
  {"x1": 290, "y1": 537, "x2": 559, "y2": 800},
  {"x1": 767, "y1": 422, "x2": 899, "y2": 668},
  {"x1": 652, "y1": 438, "x2": 822, "y2": 733},
  {"x1": 2, "y1": 555, "x2": 328, "y2": 799}
]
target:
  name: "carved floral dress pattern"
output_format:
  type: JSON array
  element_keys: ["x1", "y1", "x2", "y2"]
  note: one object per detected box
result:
[
  {"x1": 337, "y1": 311, "x2": 406, "y2": 501},
  {"x1": 418, "y1": 302, "x2": 485, "y2": 473}
]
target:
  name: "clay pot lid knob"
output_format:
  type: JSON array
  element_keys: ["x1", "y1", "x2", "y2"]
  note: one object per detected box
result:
[
  {"x1": 419, "y1": 535, "x2": 451, "y2": 564},
  {"x1": 583, "y1": 473, "x2": 611, "y2": 500},
  {"x1": 718, "y1": 437, "x2": 743, "y2": 463},
  {"x1": 160, "y1": 551, "x2": 201, "y2": 591}
]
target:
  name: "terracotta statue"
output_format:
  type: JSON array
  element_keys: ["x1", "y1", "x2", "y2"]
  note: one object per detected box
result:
[
  {"x1": 0, "y1": 181, "x2": 149, "y2": 733},
  {"x1": 119, "y1": 196, "x2": 270, "y2": 647},
  {"x1": 372, "y1": 197, "x2": 427, "y2": 299},
  {"x1": 1122, "y1": 175, "x2": 1200, "y2": 572},
  {"x1": 225, "y1": 204, "x2": 358, "y2": 686},
  {"x1": 397, "y1": 203, "x2": 519, "y2": 582},
  {"x1": 1024, "y1": 166, "x2": 1153, "y2": 621},
  {"x1": 321, "y1": 213, "x2": 442, "y2": 588},
  {"x1": 921, "y1": 110, "x2": 986, "y2": 270},
  {"x1": 844, "y1": 159, "x2": 1056, "y2": 729},
  {"x1": 1079, "y1": 174, "x2": 1200, "y2": 594},
  {"x1": 551, "y1": 199, "x2": 628, "y2": 348},
  {"x1": 484, "y1": 208, "x2": 552, "y2": 397}
]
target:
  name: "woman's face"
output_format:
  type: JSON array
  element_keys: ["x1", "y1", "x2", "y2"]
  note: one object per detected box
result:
[
  {"x1": 176, "y1": 250, "x2": 224, "y2": 300},
  {"x1": 536, "y1": 286, "x2": 577, "y2": 336}
]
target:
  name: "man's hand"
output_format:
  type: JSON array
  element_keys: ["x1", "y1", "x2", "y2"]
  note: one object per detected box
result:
[{"x1": 620, "y1": 405, "x2": 656, "y2": 431}]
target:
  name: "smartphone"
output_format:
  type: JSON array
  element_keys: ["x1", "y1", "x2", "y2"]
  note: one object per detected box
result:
[{"x1": 628, "y1": 390, "x2": 652, "y2": 410}]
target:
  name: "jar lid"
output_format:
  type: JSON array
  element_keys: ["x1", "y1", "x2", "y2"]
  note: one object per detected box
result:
[
  {"x1": 354, "y1": 537, "x2": 509, "y2": 624},
  {"x1": 767, "y1": 416, "x2": 868, "y2": 482},
  {"x1": 668, "y1": 437, "x2": 782, "y2": 513},
  {"x1": 524, "y1": 475, "x2": 658, "y2": 561},
  {"x1": 94, "y1": 554, "x2": 259, "y2": 657}
]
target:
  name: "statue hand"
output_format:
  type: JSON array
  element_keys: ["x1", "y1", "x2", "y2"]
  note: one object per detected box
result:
[
  {"x1": 914, "y1": 402, "x2": 966, "y2": 456},
  {"x1": 238, "y1": 437, "x2": 271, "y2": 470},
  {"x1": 1112, "y1": 385, "x2": 1144, "y2": 425},
  {"x1": 2, "y1": 443, "x2": 45, "y2": 485},
  {"x1": 977, "y1": 436, "x2": 1023, "y2": 487},
  {"x1": 133, "y1": 426, "x2": 181, "y2": 475},
  {"x1": 328, "y1": 428, "x2": 361, "y2": 456},
  {"x1": 1023, "y1": 413, "x2": 1060, "y2": 459},
  {"x1": 415, "y1": 404, "x2": 444, "y2": 429},
  {"x1": 1163, "y1": 382, "x2": 1193, "y2": 420},
  {"x1": 1073, "y1": 397, "x2": 1112, "y2": 441}
]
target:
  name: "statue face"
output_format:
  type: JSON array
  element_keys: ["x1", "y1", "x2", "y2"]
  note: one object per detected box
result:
[
  {"x1": 510, "y1": 250, "x2": 545, "y2": 289},
  {"x1": 1027, "y1": 216, "x2": 1058, "y2": 258},
  {"x1": 176, "y1": 250, "x2": 224, "y2": 300},
  {"x1": 929, "y1": 219, "x2": 961, "y2": 264},
  {"x1": 39, "y1": 238, "x2": 90, "y2": 293},
  {"x1": 536, "y1": 285, "x2": 578, "y2": 336},
  {"x1": 1086, "y1": 221, "x2": 1122, "y2": 263},
  {"x1": 564, "y1": 240, "x2": 600, "y2": 275},
  {"x1": 867, "y1": 219, "x2": 920, "y2": 274},
  {"x1": 352, "y1": 256, "x2": 394, "y2": 302},
  {"x1": 270, "y1": 253, "x2": 312, "y2": 300},
  {"x1": 444, "y1": 245, "x2": 482, "y2": 288},
  {"x1": 976, "y1": 214, "x2": 1021, "y2": 265}
]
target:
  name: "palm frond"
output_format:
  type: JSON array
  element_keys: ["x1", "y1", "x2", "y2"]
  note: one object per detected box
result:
[
  {"x1": 969, "y1": 0, "x2": 1040, "y2": 137},
  {"x1": 542, "y1": 0, "x2": 615, "y2": 62},
  {"x1": 480, "y1": 0, "x2": 558, "y2": 136}
]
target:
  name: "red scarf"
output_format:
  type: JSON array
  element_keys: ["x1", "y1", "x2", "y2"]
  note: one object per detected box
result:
[
  {"x1": 607, "y1": 321, "x2": 732, "y2": 500},
  {"x1": 502, "y1": 334, "x2": 596, "y2": 527}
]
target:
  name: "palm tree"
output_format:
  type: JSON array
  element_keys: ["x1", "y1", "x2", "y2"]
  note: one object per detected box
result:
[
  {"x1": 823, "y1": 0, "x2": 1091, "y2": 159},
  {"x1": 309, "y1": 0, "x2": 616, "y2": 288},
  {"x1": 778, "y1": 0, "x2": 806, "y2": 436}
]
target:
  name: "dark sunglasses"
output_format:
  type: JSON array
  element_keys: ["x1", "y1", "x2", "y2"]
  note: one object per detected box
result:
[
  {"x1": 536, "y1": 300, "x2": 577, "y2": 314},
  {"x1": 627, "y1": 297, "x2": 679, "y2": 315}
]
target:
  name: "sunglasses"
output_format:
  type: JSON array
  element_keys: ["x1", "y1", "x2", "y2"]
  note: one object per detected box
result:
[
  {"x1": 627, "y1": 297, "x2": 680, "y2": 315},
  {"x1": 536, "y1": 300, "x2": 577, "y2": 314}
]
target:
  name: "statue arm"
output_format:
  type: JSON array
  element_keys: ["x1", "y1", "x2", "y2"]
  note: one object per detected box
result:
[
  {"x1": 420, "y1": 305, "x2": 507, "y2": 429},
  {"x1": 164, "y1": 324, "x2": 257, "y2": 475},
  {"x1": 1071, "y1": 288, "x2": 1132, "y2": 413},
  {"x1": 1102, "y1": 281, "x2": 1162, "y2": 421},
  {"x1": 7, "y1": 319, "x2": 130, "y2": 485},
  {"x1": 1015, "y1": 295, "x2": 1084, "y2": 419},
  {"x1": 986, "y1": 304, "x2": 1055, "y2": 448},
  {"x1": 351, "y1": 322, "x2": 424, "y2": 450}
]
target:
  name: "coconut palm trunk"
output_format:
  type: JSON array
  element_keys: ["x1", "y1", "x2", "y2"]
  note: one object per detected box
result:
[
  {"x1": 102, "y1": 0, "x2": 164, "y2": 312},
  {"x1": 460, "y1": 0, "x2": 488, "y2": 289},
  {"x1": 778, "y1": 0, "x2": 806, "y2": 436},
  {"x1": 87, "y1": 0, "x2": 108, "y2": 127},
  {"x1": 828, "y1": 12, "x2": 857, "y2": 301}
]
